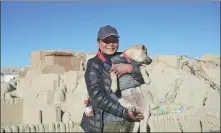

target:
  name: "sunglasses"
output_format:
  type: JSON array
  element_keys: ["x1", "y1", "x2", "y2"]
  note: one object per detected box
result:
[{"x1": 101, "y1": 36, "x2": 119, "y2": 44}]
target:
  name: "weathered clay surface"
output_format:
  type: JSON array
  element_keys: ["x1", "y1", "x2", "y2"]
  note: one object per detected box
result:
[
  {"x1": 1, "y1": 52, "x2": 220, "y2": 132},
  {"x1": 0, "y1": 121, "x2": 83, "y2": 132}
]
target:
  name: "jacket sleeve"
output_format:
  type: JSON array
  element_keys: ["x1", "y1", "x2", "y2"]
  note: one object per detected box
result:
[
  {"x1": 112, "y1": 53, "x2": 144, "y2": 83},
  {"x1": 85, "y1": 59, "x2": 129, "y2": 118},
  {"x1": 128, "y1": 61, "x2": 145, "y2": 83}
]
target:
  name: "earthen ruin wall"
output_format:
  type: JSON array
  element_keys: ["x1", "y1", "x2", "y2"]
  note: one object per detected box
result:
[
  {"x1": 29, "y1": 50, "x2": 86, "y2": 72},
  {"x1": 1, "y1": 99, "x2": 23, "y2": 126},
  {"x1": 1, "y1": 51, "x2": 220, "y2": 132},
  {"x1": 1, "y1": 121, "x2": 83, "y2": 132}
]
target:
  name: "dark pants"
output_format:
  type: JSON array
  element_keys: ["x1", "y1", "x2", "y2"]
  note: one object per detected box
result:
[{"x1": 103, "y1": 120, "x2": 134, "y2": 132}]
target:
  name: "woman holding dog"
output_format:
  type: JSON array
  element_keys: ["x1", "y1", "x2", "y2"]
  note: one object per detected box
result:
[{"x1": 80, "y1": 25, "x2": 144, "y2": 132}]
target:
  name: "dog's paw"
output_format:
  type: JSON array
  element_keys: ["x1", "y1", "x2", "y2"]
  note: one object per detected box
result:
[
  {"x1": 145, "y1": 78, "x2": 151, "y2": 85},
  {"x1": 128, "y1": 106, "x2": 136, "y2": 112},
  {"x1": 111, "y1": 81, "x2": 118, "y2": 93}
]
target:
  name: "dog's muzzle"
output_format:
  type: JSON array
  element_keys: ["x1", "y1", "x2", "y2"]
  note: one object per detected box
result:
[{"x1": 144, "y1": 57, "x2": 152, "y2": 65}]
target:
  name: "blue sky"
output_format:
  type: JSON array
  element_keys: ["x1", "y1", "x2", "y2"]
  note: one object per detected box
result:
[{"x1": 1, "y1": 2, "x2": 220, "y2": 67}]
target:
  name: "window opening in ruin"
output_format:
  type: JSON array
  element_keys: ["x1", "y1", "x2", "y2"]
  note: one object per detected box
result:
[
  {"x1": 39, "y1": 110, "x2": 43, "y2": 123},
  {"x1": 61, "y1": 109, "x2": 65, "y2": 122},
  {"x1": 56, "y1": 107, "x2": 62, "y2": 122}
]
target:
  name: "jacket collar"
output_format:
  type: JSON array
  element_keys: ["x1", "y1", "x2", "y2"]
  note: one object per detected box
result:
[
  {"x1": 98, "y1": 49, "x2": 107, "y2": 62},
  {"x1": 97, "y1": 49, "x2": 113, "y2": 64}
]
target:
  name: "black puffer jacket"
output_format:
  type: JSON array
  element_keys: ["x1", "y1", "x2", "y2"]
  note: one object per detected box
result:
[{"x1": 80, "y1": 52, "x2": 144, "y2": 132}]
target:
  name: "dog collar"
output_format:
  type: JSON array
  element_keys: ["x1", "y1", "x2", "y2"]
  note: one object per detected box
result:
[{"x1": 123, "y1": 50, "x2": 133, "y2": 63}]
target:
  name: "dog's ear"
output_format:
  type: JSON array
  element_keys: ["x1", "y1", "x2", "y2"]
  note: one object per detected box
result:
[
  {"x1": 141, "y1": 45, "x2": 148, "y2": 54},
  {"x1": 140, "y1": 45, "x2": 147, "y2": 51}
]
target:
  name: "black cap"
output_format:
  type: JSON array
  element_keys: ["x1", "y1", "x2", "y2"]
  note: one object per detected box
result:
[{"x1": 97, "y1": 25, "x2": 120, "y2": 40}]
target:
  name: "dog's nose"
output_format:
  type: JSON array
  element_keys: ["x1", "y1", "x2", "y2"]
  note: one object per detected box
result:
[
  {"x1": 149, "y1": 58, "x2": 152, "y2": 63},
  {"x1": 145, "y1": 58, "x2": 152, "y2": 65}
]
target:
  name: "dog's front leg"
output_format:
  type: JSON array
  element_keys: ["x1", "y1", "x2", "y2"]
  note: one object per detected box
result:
[
  {"x1": 118, "y1": 98, "x2": 135, "y2": 110},
  {"x1": 140, "y1": 65, "x2": 151, "y2": 85},
  {"x1": 110, "y1": 72, "x2": 118, "y2": 93},
  {"x1": 132, "y1": 122, "x2": 140, "y2": 133},
  {"x1": 139, "y1": 104, "x2": 151, "y2": 132}
]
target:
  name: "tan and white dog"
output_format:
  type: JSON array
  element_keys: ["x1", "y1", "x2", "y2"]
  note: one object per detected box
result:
[{"x1": 110, "y1": 44, "x2": 153, "y2": 132}]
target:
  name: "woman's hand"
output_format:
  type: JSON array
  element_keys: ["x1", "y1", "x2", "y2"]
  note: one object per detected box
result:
[
  {"x1": 128, "y1": 108, "x2": 144, "y2": 121},
  {"x1": 110, "y1": 63, "x2": 133, "y2": 77}
]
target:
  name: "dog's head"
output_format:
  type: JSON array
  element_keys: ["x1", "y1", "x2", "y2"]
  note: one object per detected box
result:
[{"x1": 125, "y1": 44, "x2": 152, "y2": 65}]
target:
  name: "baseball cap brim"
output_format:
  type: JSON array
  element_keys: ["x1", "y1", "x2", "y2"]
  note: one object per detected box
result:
[{"x1": 100, "y1": 34, "x2": 120, "y2": 40}]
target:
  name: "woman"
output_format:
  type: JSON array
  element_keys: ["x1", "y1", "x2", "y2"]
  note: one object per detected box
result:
[{"x1": 80, "y1": 25, "x2": 144, "y2": 132}]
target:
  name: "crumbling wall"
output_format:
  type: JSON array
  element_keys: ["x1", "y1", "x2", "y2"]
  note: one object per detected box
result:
[
  {"x1": 72, "y1": 51, "x2": 85, "y2": 71},
  {"x1": 29, "y1": 50, "x2": 85, "y2": 72},
  {"x1": 45, "y1": 54, "x2": 73, "y2": 72},
  {"x1": 157, "y1": 55, "x2": 182, "y2": 69},
  {"x1": 145, "y1": 55, "x2": 189, "y2": 72},
  {"x1": 148, "y1": 107, "x2": 220, "y2": 132},
  {"x1": 20, "y1": 73, "x2": 64, "y2": 124},
  {"x1": 1, "y1": 50, "x2": 220, "y2": 132},
  {"x1": 199, "y1": 54, "x2": 220, "y2": 69},
  {"x1": 61, "y1": 71, "x2": 88, "y2": 123},
  {"x1": 16, "y1": 69, "x2": 87, "y2": 125},
  {"x1": 142, "y1": 55, "x2": 220, "y2": 132},
  {"x1": 1, "y1": 67, "x2": 23, "y2": 83},
  {"x1": 0, "y1": 50, "x2": 87, "y2": 126},
  {"x1": 1, "y1": 121, "x2": 84, "y2": 132},
  {"x1": 30, "y1": 51, "x2": 45, "y2": 70},
  {"x1": 145, "y1": 54, "x2": 220, "y2": 74},
  {"x1": 85, "y1": 52, "x2": 97, "y2": 67},
  {"x1": 1, "y1": 99, "x2": 23, "y2": 125}
]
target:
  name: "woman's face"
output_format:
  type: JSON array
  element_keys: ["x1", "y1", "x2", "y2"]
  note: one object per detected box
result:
[{"x1": 97, "y1": 35, "x2": 119, "y2": 55}]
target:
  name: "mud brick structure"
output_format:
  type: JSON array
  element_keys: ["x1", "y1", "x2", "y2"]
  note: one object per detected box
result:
[
  {"x1": 29, "y1": 50, "x2": 85, "y2": 72},
  {"x1": 85, "y1": 52, "x2": 97, "y2": 68},
  {"x1": 1, "y1": 51, "x2": 220, "y2": 132}
]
